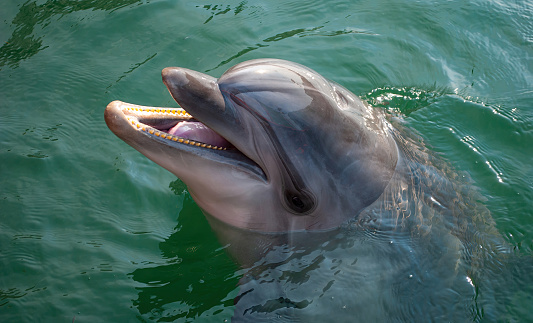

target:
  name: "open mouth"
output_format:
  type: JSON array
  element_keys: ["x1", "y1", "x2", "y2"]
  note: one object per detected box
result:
[
  {"x1": 116, "y1": 101, "x2": 234, "y2": 151},
  {"x1": 106, "y1": 100, "x2": 267, "y2": 181}
]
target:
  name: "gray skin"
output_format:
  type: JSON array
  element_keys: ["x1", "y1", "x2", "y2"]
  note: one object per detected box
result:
[
  {"x1": 106, "y1": 60, "x2": 518, "y2": 321},
  {"x1": 105, "y1": 59, "x2": 398, "y2": 233}
]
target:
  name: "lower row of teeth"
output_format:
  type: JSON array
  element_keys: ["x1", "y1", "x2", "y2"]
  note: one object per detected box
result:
[{"x1": 127, "y1": 118, "x2": 226, "y2": 150}]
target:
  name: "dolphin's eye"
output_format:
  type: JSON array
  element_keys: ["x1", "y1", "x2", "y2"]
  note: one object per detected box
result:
[
  {"x1": 285, "y1": 191, "x2": 314, "y2": 214},
  {"x1": 292, "y1": 196, "x2": 304, "y2": 209}
]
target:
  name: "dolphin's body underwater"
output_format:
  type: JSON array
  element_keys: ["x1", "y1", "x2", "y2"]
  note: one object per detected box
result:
[{"x1": 105, "y1": 59, "x2": 508, "y2": 321}]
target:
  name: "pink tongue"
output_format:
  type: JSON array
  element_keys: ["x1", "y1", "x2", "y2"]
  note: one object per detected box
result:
[{"x1": 168, "y1": 121, "x2": 231, "y2": 148}]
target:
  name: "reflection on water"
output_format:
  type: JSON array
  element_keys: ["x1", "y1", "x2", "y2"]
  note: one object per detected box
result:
[
  {"x1": 198, "y1": 2, "x2": 250, "y2": 24},
  {"x1": 206, "y1": 24, "x2": 373, "y2": 72},
  {"x1": 363, "y1": 86, "x2": 446, "y2": 116},
  {"x1": 0, "y1": 0, "x2": 142, "y2": 69},
  {"x1": 107, "y1": 53, "x2": 158, "y2": 91}
]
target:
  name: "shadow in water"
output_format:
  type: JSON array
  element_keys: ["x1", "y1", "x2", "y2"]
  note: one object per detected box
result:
[
  {"x1": 0, "y1": 0, "x2": 142, "y2": 69},
  {"x1": 129, "y1": 187, "x2": 239, "y2": 322}
]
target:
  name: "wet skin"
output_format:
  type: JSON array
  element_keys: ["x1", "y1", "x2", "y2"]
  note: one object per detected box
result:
[
  {"x1": 104, "y1": 59, "x2": 398, "y2": 232},
  {"x1": 105, "y1": 59, "x2": 517, "y2": 322}
]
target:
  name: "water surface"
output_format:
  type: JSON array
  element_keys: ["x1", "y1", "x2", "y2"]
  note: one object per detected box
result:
[{"x1": 1, "y1": 0, "x2": 532, "y2": 321}]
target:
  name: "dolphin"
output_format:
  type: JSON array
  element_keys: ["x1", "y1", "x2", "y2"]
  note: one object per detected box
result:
[
  {"x1": 105, "y1": 59, "x2": 519, "y2": 321},
  {"x1": 105, "y1": 59, "x2": 398, "y2": 233}
]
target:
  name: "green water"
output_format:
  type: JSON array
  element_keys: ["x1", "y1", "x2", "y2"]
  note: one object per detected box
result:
[{"x1": 1, "y1": 0, "x2": 532, "y2": 321}]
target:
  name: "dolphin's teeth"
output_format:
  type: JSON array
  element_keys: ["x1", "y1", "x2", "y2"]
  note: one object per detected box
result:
[{"x1": 124, "y1": 106, "x2": 193, "y2": 118}]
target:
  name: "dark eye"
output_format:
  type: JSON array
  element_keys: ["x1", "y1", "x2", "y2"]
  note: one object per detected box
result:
[
  {"x1": 285, "y1": 191, "x2": 314, "y2": 214},
  {"x1": 291, "y1": 196, "x2": 304, "y2": 209}
]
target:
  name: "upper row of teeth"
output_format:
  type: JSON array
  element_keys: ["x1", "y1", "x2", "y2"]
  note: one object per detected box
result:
[
  {"x1": 127, "y1": 117, "x2": 227, "y2": 150},
  {"x1": 125, "y1": 106, "x2": 193, "y2": 118}
]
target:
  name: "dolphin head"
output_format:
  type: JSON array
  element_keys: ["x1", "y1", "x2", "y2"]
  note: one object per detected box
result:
[{"x1": 105, "y1": 59, "x2": 398, "y2": 232}]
